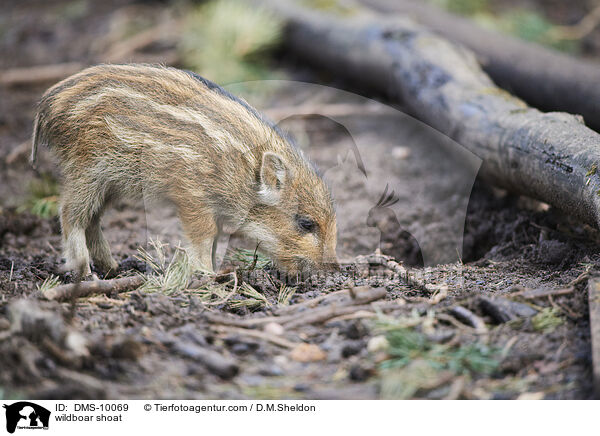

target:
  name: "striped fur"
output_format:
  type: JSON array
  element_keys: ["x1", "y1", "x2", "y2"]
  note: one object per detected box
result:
[{"x1": 33, "y1": 64, "x2": 337, "y2": 276}]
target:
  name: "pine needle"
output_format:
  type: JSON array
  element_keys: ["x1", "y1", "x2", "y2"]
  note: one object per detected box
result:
[
  {"x1": 135, "y1": 240, "x2": 192, "y2": 295},
  {"x1": 277, "y1": 284, "x2": 296, "y2": 306},
  {"x1": 228, "y1": 282, "x2": 269, "y2": 309}
]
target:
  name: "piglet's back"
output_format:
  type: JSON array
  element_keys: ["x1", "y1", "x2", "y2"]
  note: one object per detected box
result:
[
  {"x1": 31, "y1": 64, "x2": 337, "y2": 276},
  {"x1": 33, "y1": 64, "x2": 282, "y2": 167}
]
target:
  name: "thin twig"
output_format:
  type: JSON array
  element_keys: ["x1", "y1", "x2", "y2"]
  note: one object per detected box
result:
[
  {"x1": 5, "y1": 141, "x2": 30, "y2": 165},
  {"x1": 324, "y1": 309, "x2": 377, "y2": 324},
  {"x1": 501, "y1": 336, "x2": 519, "y2": 359},
  {"x1": 358, "y1": 253, "x2": 442, "y2": 293},
  {"x1": 512, "y1": 286, "x2": 575, "y2": 299},
  {"x1": 435, "y1": 313, "x2": 475, "y2": 332},
  {"x1": 42, "y1": 276, "x2": 144, "y2": 301},
  {"x1": 101, "y1": 18, "x2": 180, "y2": 63},
  {"x1": 0, "y1": 62, "x2": 84, "y2": 86},
  {"x1": 212, "y1": 325, "x2": 296, "y2": 349},
  {"x1": 549, "y1": 294, "x2": 580, "y2": 320},
  {"x1": 449, "y1": 306, "x2": 488, "y2": 334},
  {"x1": 549, "y1": 4, "x2": 600, "y2": 40}
]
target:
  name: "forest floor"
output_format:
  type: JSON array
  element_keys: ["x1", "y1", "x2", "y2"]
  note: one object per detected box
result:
[{"x1": 0, "y1": 0, "x2": 599, "y2": 399}]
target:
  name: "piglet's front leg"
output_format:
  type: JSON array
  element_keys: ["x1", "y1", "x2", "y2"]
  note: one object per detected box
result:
[{"x1": 178, "y1": 206, "x2": 218, "y2": 273}]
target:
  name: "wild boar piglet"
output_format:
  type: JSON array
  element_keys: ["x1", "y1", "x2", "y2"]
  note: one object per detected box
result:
[{"x1": 32, "y1": 64, "x2": 337, "y2": 277}]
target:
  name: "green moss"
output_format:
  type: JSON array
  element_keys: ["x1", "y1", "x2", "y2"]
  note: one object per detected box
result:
[
  {"x1": 381, "y1": 326, "x2": 499, "y2": 375},
  {"x1": 531, "y1": 307, "x2": 563, "y2": 332}
]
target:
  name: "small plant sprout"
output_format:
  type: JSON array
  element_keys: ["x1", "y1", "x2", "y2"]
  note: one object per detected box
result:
[{"x1": 36, "y1": 275, "x2": 61, "y2": 293}]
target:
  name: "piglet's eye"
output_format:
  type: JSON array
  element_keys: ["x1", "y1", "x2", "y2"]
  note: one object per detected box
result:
[{"x1": 296, "y1": 215, "x2": 317, "y2": 233}]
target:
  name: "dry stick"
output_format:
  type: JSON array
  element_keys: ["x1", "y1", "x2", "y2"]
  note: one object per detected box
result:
[
  {"x1": 171, "y1": 340, "x2": 238, "y2": 379},
  {"x1": 360, "y1": 253, "x2": 439, "y2": 293},
  {"x1": 501, "y1": 336, "x2": 519, "y2": 360},
  {"x1": 588, "y1": 279, "x2": 600, "y2": 398},
  {"x1": 0, "y1": 19, "x2": 179, "y2": 88},
  {"x1": 5, "y1": 141, "x2": 30, "y2": 165},
  {"x1": 549, "y1": 3, "x2": 600, "y2": 40},
  {"x1": 55, "y1": 367, "x2": 109, "y2": 397},
  {"x1": 443, "y1": 375, "x2": 466, "y2": 400},
  {"x1": 568, "y1": 269, "x2": 592, "y2": 287},
  {"x1": 282, "y1": 302, "x2": 385, "y2": 329},
  {"x1": 515, "y1": 287, "x2": 575, "y2": 299},
  {"x1": 102, "y1": 18, "x2": 180, "y2": 63},
  {"x1": 435, "y1": 313, "x2": 475, "y2": 332},
  {"x1": 0, "y1": 62, "x2": 84, "y2": 87},
  {"x1": 42, "y1": 276, "x2": 144, "y2": 301},
  {"x1": 282, "y1": 287, "x2": 387, "y2": 329},
  {"x1": 547, "y1": 294, "x2": 580, "y2": 320},
  {"x1": 510, "y1": 270, "x2": 590, "y2": 299},
  {"x1": 211, "y1": 325, "x2": 296, "y2": 349},
  {"x1": 205, "y1": 287, "x2": 388, "y2": 329},
  {"x1": 449, "y1": 306, "x2": 488, "y2": 334},
  {"x1": 324, "y1": 309, "x2": 377, "y2": 324}
]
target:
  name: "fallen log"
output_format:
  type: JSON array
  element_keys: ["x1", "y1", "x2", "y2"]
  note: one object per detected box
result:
[
  {"x1": 360, "y1": 0, "x2": 600, "y2": 132},
  {"x1": 254, "y1": 0, "x2": 600, "y2": 229}
]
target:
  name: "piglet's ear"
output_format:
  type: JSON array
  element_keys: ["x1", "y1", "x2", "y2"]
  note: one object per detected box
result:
[{"x1": 259, "y1": 152, "x2": 288, "y2": 205}]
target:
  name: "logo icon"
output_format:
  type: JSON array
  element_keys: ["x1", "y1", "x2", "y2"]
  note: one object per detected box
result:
[{"x1": 3, "y1": 402, "x2": 50, "y2": 434}]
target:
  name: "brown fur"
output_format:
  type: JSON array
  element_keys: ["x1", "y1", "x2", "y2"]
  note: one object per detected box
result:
[{"x1": 32, "y1": 64, "x2": 337, "y2": 276}]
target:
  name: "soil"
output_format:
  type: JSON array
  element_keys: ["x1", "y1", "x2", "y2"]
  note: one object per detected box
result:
[{"x1": 0, "y1": 0, "x2": 599, "y2": 400}]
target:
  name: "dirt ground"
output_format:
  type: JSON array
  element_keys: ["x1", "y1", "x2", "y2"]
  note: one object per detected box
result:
[{"x1": 1, "y1": 0, "x2": 599, "y2": 400}]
